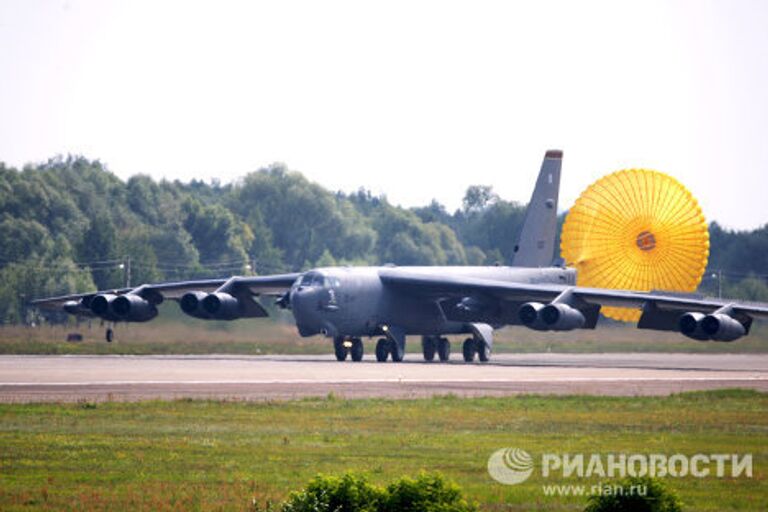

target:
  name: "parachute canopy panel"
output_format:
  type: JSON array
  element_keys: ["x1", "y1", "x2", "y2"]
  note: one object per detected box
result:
[{"x1": 561, "y1": 169, "x2": 709, "y2": 322}]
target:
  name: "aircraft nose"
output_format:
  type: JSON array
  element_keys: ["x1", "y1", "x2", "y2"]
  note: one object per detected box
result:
[
  {"x1": 290, "y1": 287, "x2": 322, "y2": 335},
  {"x1": 291, "y1": 286, "x2": 317, "y2": 308}
]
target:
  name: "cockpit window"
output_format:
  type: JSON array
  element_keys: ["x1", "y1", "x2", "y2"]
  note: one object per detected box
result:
[{"x1": 298, "y1": 272, "x2": 327, "y2": 287}]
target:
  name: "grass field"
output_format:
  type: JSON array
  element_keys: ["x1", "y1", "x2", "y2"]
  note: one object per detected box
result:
[
  {"x1": 0, "y1": 390, "x2": 765, "y2": 511},
  {"x1": 3, "y1": 304, "x2": 768, "y2": 355}
]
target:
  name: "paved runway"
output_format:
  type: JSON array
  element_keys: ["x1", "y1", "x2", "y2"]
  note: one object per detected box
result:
[{"x1": 1, "y1": 353, "x2": 766, "y2": 402}]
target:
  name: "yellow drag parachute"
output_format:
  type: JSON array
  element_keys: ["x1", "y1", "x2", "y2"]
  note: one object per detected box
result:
[{"x1": 561, "y1": 169, "x2": 709, "y2": 322}]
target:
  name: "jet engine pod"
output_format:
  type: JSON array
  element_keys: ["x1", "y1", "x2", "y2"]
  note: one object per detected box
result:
[
  {"x1": 541, "y1": 303, "x2": 585, "y2": 331},
  {"x1": 201, "y1": 292, "x2": 241, "y2": 320},
  {"x1": 518, "y1": 302, "x2": 546, "y2": 330},
  {"x1": 111, "y1": 294, "x2": 158, "y2": 322},
  {"x1": 701, "y1": 313, "x2": 746, "y2": 342},
  {"x1": 180, "y1": 291, "x2": 210, "y2": 319},
  {"x1": 90, "y1": 294, "x2": 119, "y2": 320},
  {"x1": 678, "y1": 312, "x2": 709, "y2": 341}
]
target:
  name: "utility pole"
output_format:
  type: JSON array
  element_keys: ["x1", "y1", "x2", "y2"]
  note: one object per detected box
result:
[
  {"x1": 712, "y1": 269, "x2": 722, "y2": 298},
  {"x1": 124, "y1": 256, "x2": 132, "y2": 288},
  {"x1": 718, "y1": 269, "x2": 722, "y2": 299}
]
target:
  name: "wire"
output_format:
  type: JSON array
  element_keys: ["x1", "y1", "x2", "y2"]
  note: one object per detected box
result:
[{"x1": 2, "y1": 257, "x2": 763, "y2": 284}]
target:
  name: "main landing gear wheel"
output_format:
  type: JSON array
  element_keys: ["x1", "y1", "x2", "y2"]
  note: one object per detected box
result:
[
  {"x1": 350, "y1": 338, "x2": 364, "y2": 362},
  {"x1": 477, "y1": 340, "x2": 490, "y2": 362},
  {"x1": 375, "y1": 336, "x2": 405, "y2": 362},
  {"x1": 390, "y1": 339, "x2": 405, "y2": 362},
  {"x1": 422, "y1": 336, "x2": 436, "y2": 361},
  {"x1": 376, "y1": 338, "x2": 389, "y2": 362},
  {"x1": 333, "y1": 337, "x2": 348, "y2": 361},
  {"x1": 437, "y1": 337, "x2": 450, "y2": 362},
  {"x1": 105, "y1": 328, "x2": 114, "y2": 343},
  {"x1": 462, "y1": 338, "x2": 476, "y2": 362}
]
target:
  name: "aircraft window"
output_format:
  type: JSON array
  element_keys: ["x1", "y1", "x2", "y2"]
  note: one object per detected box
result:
[
  {"x1": 322, "y1": 277, "x2": 340, "y2": 288},
  {"x1": 300, "y1": 272, "x2": 317, "y2": 286},
  {"x1": 298, "y1": 272, "x2": 329, "y2": 287}
]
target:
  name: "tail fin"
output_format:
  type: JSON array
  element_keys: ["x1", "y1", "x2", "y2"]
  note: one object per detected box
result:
[{"x1": 511, "y1": 149, "x2": 562, "y2": 267}]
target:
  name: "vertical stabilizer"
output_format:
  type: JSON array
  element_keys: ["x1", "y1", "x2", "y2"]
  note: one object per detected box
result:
[{"x1": 511, "y1": 150, "x2": 562, "y2": 267}]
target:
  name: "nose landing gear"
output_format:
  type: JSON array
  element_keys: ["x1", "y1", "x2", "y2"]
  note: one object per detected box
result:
[
  {"x1": 333, "y1": 337, "x2": 348, "y2": 361},
  {"x1": 333, "y1": 337, "x2": 364, "y2": 362}
]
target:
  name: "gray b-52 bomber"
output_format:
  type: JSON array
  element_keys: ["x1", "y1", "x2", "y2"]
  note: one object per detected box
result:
[{"x1": 32, "y1": 151, "x2": 768, "y2": 362}]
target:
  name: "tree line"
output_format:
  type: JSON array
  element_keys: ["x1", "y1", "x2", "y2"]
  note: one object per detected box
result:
[{"x1": 0, "y1": 156, "x2": 766, "y2": 324}]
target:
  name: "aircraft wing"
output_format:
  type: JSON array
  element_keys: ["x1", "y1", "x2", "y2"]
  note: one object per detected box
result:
[
  {"x1": 31, "y1": 274, "x2": 301, "y2": 317},
  {"x1": 30, "y1": 279, "x2": 223, "y2": 310},
  {"x1": 378, "y1": 269, "x2": 768, "y2": 334}
]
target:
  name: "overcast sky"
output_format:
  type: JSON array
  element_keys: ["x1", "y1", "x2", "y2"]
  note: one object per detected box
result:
[{"x1": 1, "y1": 0, "x2": 767, "y2": 229}]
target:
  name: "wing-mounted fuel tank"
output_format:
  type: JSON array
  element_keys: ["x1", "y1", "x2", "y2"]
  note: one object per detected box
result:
[
  {"x1": 518, "y1": 288, "x2": 601, "y2": 331},
  {"x1": 180, "y1": 277, "x2": 269, "y2": 320},
  {"x1": 63, "y1": 298, "x2": 97, "y2": 318}
]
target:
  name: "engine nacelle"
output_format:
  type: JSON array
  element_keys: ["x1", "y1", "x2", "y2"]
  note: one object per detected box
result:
[
  {"x1": 90, "y1": 294, "x2": 120, "y2": 321},
  {"x1": 541, "y1": 303, "x2": 586, "y2": 331},
  {"x1": 701, "y1": 313, "x2": 746, "y2": 342},
  {"x1": 518, "y1": 302, "x2": 546, "y2": 330},
  {"x1": 678, "y1": 312, "x2": 709, "y2": 341},
  {"x1": 111, "y1": 294, "x2": 158, "y2": 322},
  {"x1": 180, "y1": 291, "x2": 211, "y2": 319},
  {"x1": 201, "y1": 292, "x2": 241, "y2": 320}
]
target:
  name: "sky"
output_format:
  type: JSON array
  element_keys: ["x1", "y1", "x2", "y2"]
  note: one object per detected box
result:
[{"x1": 1, "y1": 0, "x2": 767, "y2": 230}]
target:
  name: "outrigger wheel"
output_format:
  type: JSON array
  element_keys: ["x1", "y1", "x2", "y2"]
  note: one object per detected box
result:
[{"x1": 561, "y1": 169, "x2": 710, "y2": 322}]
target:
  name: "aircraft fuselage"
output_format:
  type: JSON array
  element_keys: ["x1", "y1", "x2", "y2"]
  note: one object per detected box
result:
[{"x1": 289, "y1": 265, "x2": 576, "y2": 338}]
